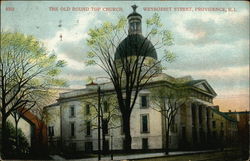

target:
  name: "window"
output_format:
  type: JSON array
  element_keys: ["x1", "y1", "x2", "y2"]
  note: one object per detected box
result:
[
  {"x1": 171, "y1": 123, "x2": 177, "y2": 133},
  {"x1": 221, "y1": 122, "x2": 224, "y2": 128},
  {"x1": 141, "y1": 114, "x2": 149, "y2": 133},
  {"x1": 86, "y1": 121, "x2": 91, "y2": 136},
  {"x1": 212, "y1": 121, "x2": 216, "y2": 128},
  {"x1": 69, "y1": 142, "x2": 76, "y2": 151},
  {"x1": 122, "y1": 139, "x2": 126, "y2": 150},
  {"x1": 70, "y1": 122, "x2": 75, "y2": 137},
  {"x1": 170, "y1": 117, "x2": 177, "y2": 132},
  {"x1": 85, "y1": 142, "x2": 93, "y2": 152},
  {"x1": 141, "y1": 95, "x2": 148, "y2": 108},
  {"x1": 103, "y1": 140, "x2": 109, "y2": 152},
  {"x1": 142, "y1": 138, "x2": 148, "y2": 149},
  {"x1": 120, "y1": 118, "x2": 124, "y2": 134},
  {"x1": 213, "y1": 131, "x2": 217, "y2": 139},
  {"x1": 70, "y1": 105, "x2": 75, "y2": 117},
  {"x1": 102, "y1": 119, "x2": 108, "y2": 135},
  {"x1": 48, "y1": 126, "x2": 54, "y2": 137},
  {"x1": 221, "y1": 130, "x2": 224, "y2": 138},
  {"x1": 182, "y1": 126, "x2": 186, "y2": 141},
  {"x1": 130, "y1": 22, "x2": 136, "y2": 31},
  {"x1": 103, "y1": 101, "x2": 109, "y2": 113},
  {"x1": 86, "y1": 104, "x2": 90, "y2": 115}
]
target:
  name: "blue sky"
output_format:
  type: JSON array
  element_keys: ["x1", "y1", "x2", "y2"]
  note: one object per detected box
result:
[{"x1": 1, "y1": 1, "x2": 249, "y2": 111}]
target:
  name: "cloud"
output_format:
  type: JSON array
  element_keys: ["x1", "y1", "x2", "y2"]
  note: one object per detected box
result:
[
  {"x1": 164, "y1": 39, "x2": 249, "y2": 72},
  {"x1": 40, "y1": 12, "x2": 99, "y2": 82},
  {"x1": 59, "y1": 65, "x2": 108, "y2": 88},
  {"x1": 166, "y1": 65, "x2": 249, "y2": 99},
  {"x1": 171, "y1": 9, "x2": 249, "y2": 46}
]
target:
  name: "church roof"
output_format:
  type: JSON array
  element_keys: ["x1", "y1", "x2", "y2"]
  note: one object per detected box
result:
[{"x1": 114, "y1": 34, "x2": 158, "y2": 60}]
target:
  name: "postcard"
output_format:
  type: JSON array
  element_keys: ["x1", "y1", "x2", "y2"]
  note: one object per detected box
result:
[{"x1": 0, "y1": 1, "x2": 249, "y2": 160}]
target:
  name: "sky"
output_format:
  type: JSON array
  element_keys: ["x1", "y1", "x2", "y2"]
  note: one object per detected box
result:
[{"x1": 1, "y1": 1, "x2": 249, "y2": 112}]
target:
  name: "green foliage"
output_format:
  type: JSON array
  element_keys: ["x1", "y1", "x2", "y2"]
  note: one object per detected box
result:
[
  {"x1": 85, "y1": 16, "x2": 127, "y2": 66},
  {"x1": 146, "y1": 13, "x2": 163, "y2": 27},
  {"x1": 162, "y1": 30, "x2": 174, "y2": 46},
  {"x1": 5, "y1": 121, "x2": 30, "y2": 154},
  {"x1": 0, "y1": 31, "x2": 68, "y2": 124},
  {"x1": 164, "y1": 50, "x2": 176, "y2": 63},
  {"x1": 0, "y1": 31, "x2": 67, "y2": 88}
]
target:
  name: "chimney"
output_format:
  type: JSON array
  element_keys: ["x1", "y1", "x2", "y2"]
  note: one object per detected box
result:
[{"x1": 213, "y1": 105, "x2": 219, "y2": 111}]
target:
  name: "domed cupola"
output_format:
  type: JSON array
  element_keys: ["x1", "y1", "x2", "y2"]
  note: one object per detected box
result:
[
  {"x1": 128, "y1": 5, "x2": 142, "y2": 35},
  {"x1": 114, "y1": 5, "x2": 158, "y2": 61}
]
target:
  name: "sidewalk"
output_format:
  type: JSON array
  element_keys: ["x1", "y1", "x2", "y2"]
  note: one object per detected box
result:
[{"x1": 57, "y1": 149, "x2": 218, "y2": 161}]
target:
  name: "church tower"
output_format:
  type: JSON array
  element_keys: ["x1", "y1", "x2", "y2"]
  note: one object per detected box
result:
[
  {"x1": 128, "y1": 5, "x2": 142, "y2": 35},
  {"x1": 114, "y1": 5, "x2": 162, "y2": 74}
]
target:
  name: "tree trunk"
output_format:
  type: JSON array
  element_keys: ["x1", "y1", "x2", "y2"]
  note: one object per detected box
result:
[
  {"x1": 101, "y1": 121, "x2": 106, "y2": 154},
  {"x1": 102, "y1": 133, "x2": 106, "y2": 154},
  {"x1": 165, "y1": 129, "x2": 170, "y2": 155},
  {"x1": 1, "y1": 115, "x2": 7, "y2": 157},
  {"x1": 14, "y1": 120, "x2": 19, "y2": 154},
  {"x1": 123, "y1": 115, "x2": 131, "y2": 153}
]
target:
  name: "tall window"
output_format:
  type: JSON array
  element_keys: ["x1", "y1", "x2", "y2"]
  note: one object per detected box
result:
[
  {"x1": 103, "y1": 101, "x2": 109, "y2": 113},
  {"x1": 142, "y1": 138, "x2": 148, "y2": 149},
  {"x1": 120, "y1": 118, "x2": 124, "y2": 134},
  {"x1": 48, "y1": 126, "x2": 54, "y2": 137},
  {"x1": 221, "y1": 122, "x2": 224, "y2": 128},
  {"x1": 141, "y1": 96, "x2": 148, "y2": 108},
  {"x1": 86, "y1": 121, "x2": 91, "y2": 136},
  {"x1": 70, "y1": 105, "x2": 75, "y2": 117},
  {"x1": 85, "y1": 142, "x2": 93, "y2": 152},
  {"x1": 130, "y1": 22, "x2": 136, "y2": 31},
  {"x1": 212, "y1": 121, "x2": 216, "y2": 128},
  {"x1": 86, "y1": 104, "x2": 90, "y2": 115},
  {"x1": 182, "y1": 126, "x2": 186, "y2": 141},
  {"x1": 141, "y1": 114, "x2": 149, "y2": 133},
  {"x1": 71, "y1": 122, "x2": 75, "y2": 137},
  {"x1": 102, "y1": 119, "x2": 108, "y2": 135}
]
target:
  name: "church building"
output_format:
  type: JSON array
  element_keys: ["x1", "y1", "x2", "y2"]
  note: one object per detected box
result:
[{"x1": 44, "y1": 6, "x2": 238, "y2": 153}]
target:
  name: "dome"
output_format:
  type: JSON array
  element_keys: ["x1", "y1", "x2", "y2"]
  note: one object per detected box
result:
[
  {"x1": 114, "y1": 34, "x2": 158, "y2": 60},
  {"x1": 127, "y1": 12, "x2": 142, "y2": 19}
]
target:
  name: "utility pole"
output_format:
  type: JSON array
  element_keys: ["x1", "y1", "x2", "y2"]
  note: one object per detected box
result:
[{"x1": 98, "y1": 85, "x2": 101, "y2": 161}]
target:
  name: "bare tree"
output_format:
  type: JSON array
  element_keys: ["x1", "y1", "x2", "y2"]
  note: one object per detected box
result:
[
  {"x1": 80, "y1": 92, "x2": 120, "y2": 153},
  {"x1": 150, "y1": 82, "x2": 189, "y2": 154},
  {"x1": 0, "y1": 31, "x2": 66, "y2": 156},
  {"x1": 85, "y1": 7, "x2": 175, "y2": 151}
]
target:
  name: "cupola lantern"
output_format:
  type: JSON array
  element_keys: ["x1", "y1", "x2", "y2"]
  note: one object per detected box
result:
[{"x1": 128, "y1": 5, "x2": 142, "y2": 35}]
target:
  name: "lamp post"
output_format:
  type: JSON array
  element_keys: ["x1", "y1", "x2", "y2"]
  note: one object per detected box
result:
[
  {"x1": 110, "y1": 132, "x2": 113, "y2": 160},
  {"x1": 98, "y1": 85, "x2": 101, "y2": 161}
]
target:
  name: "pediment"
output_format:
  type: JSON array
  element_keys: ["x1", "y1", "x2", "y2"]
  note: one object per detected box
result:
[{"x1": 193, "y1": 81, "x2": 217, "y2": 96}]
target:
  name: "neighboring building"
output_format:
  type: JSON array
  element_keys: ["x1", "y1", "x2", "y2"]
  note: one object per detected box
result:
[
  {"x1": 44, "y1": 103, "x2": 61, "y2": 153},
  {"x1": 209, "y1": 107, "x2": 238, "y2": 148},
  {"x1": 225, "y1": 111, "x2": 250, "y2": 159},
  {"x1": 44, "y1": 6, "x2": 239, "y2": 153}
]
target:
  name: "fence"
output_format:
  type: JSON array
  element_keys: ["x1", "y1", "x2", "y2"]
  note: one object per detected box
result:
[{"x1": 48, "y1": 135, "x2": 164, "y2": 154}]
